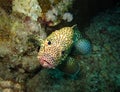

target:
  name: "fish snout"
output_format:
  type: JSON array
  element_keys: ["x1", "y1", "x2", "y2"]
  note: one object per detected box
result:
[{"x1": 39, "y1": 54, "x2": 56, "y2": 69}]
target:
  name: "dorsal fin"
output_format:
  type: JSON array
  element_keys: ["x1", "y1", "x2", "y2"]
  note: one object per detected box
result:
[{"x1": 71, "y1": 24, "x2": 77, "y2": 29}]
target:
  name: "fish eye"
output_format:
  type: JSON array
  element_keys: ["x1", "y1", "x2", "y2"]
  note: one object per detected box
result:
[
  {"x1": 61, "y1": 51, "x2": 65, "y2": 54},
  {"x1": 48, "y1": 41, "x2": 51, "y2": 45}
]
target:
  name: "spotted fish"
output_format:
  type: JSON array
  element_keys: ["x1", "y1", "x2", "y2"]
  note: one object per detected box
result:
[{"x1": 37, "y1": 25, "x2": 82, "y2": 69}]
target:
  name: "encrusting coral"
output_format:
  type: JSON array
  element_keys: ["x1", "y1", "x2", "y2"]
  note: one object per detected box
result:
[
  {"x1": 12, "y1": 0, "x2": 42, "y2": 21},
  {"x1": 0, "y1": 7, "x2": 45, "y2": 84},
  {"x1": 12, "y1": 0, "x2": 74, "y2": 26}
]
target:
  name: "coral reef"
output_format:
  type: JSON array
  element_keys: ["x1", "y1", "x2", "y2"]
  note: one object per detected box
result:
[
  {"x1": 43, "y1": 0, "x2": 74, "y2": 26},
  {"x1": 12, "y1": 0, "x2": 42, "y2": 21},
  {"x1": 0, "y1": 7, "x2": 45, "y2": 83},
  {"x1": 12, "y1": 0, "x2": 74, "y2": 26}
]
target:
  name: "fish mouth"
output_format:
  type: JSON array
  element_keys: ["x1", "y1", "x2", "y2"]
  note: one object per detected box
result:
[{"x1": 39, "y1": 56, "x2": 55, "y2": 69}]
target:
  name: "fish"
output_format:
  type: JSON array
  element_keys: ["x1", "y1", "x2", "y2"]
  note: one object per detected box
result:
[{"x1": 37, "y1": 26, "x2": 78, "y2": 69}]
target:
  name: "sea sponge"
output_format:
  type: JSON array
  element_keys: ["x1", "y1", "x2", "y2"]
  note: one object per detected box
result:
[{"x1": 75, "y1": 39, "x2": 92, "y2": 54}]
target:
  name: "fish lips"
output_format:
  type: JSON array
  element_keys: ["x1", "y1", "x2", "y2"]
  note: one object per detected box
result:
[{"x1": 39, "y1": 57, "x2": 55, "y2": 69}]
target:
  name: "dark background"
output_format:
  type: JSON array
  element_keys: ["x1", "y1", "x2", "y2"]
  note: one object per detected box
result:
[{"x1": 72, "y1": 0, "x2": 120, "y2": 28}]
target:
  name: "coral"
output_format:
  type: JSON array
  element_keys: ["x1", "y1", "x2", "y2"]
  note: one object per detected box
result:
[
  {"x1": 24, "y1": 19, "x2": 47, "y2": 39},
  {"x1": 0, "y1": 77, "x2": 24, "y2": 92},
  {"x1": 0, "y1": 8, "x2": 45, "y2": 83},
  {"x1": 45, "y1": 0, "x2": 74, "y2": 26},
  {"x1": 12, "y1": 0, "x2": 74, "y2": 26},
  {"x1": 45, "y1": 10, "x2": 58, "y2": 22},
  {"x1": 12, "y1": 0, "x2": 42, "y2": 21},
  {"x1": 62, "y1": 12, "x2": 73, "y2": 22}
]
